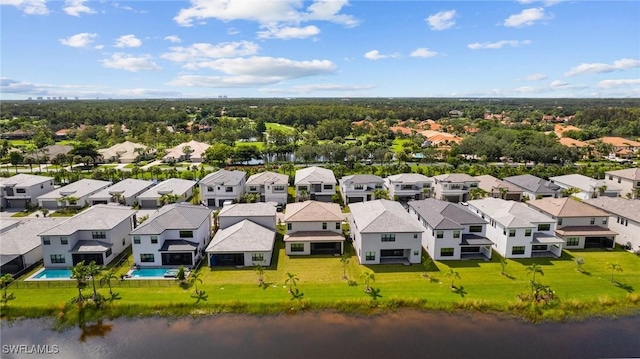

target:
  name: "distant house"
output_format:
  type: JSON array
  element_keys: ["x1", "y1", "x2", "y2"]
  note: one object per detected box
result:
[
  {"x1": 1, "y1": 218, "x2": 66, "y2": 274},
  {"x1": 245, "y1": 171, "x2": 289, "y2": 206},
  {"x1": 200, "y1": 169, "x2": 247, "y2": 208},
  {"x1": 503, "y1": 174, "x2": 562, "y2": 200},
  {"x1": 339, "y1": 174, "x2": 385, "y2": 204},
  {"x1": 528, "y1": 197, "x2": 617, "y2": 249},
  {"x1": 603, "y1": 168, "x2": 640, "y2": 199},
  {"x1": 550, "y1": 174, "x2": 621, "y2": 200},
  {"x1": 294, "y1": 166, "x2": 337, "y2": 202},
  {"x1": 558, "y1": 137, "x2": 590, "y2": 150},
  {"x1": 385, "y1": 173, "x2": 433, "y2": 202},
  {"x1": 43, "y1": 144, "x2": 73, "y2": 159},
  {"x1": 350, "y1": 200, "x2": 423, "y2": 265},
  {"x1": 88, "y1": 179, "x2": 155, "y2": 206},
  {"x1": 137, "y1": 178, "x2": 196, "y2": 208},
  {"x1": 433, "y1": 173, "x2": 479, "y2": 203},
  {"x1": 589, "y1": 137, "x2": 640, "y2": 159},
  {"x1": 37, "y1": 179, "x2": 112, "y2": 210},
  {"x1": 163, "y1": 140, "x2": 210, "y2": 163},
  {"x1": 468, "y1": 198, "x2": 563, "y2": 258},
  {"x1": 583, "y1": 197, "x2": 640, "y2": 252},
  {"x1": 99, "y1": 141, "x2": 153, "y2": 163},
  {"x1": 283, "y1": 201, "x2": 344, "y2": 256},
  {"x1": 474, "y1": 175, "x2": 523, "y2": 201},
  {"x1": 0, "y1": 174, "x2": 55, "y2": 209},
  {"x1": 39, "y1": 205, "x2": 137, "y2": 267},
  {"x1": 130, "y1": 204, "x2": 213, "y2": 268},
  {"x1": 409, "y1": 199, "x2": 492, "y2": 261},
  {"x1": 217, "y1": 202, "x2": 277, "y2": 231}
]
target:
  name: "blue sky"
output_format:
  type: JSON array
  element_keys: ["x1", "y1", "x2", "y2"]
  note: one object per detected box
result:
[{"x1": 1, "y1": 0, "x2": 639, "y2": 99}]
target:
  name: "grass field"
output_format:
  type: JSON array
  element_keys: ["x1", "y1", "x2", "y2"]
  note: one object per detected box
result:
[
  {"x1": 266, "y1": 122, "x2": 296, "y2": 134},
  {"x1": 234, "y1": 141, "x2": 264, "y2": 150}
]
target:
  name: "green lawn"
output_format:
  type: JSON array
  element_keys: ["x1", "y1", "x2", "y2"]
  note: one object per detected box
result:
[
  {"x1": 266, "y1": 122, "x2": 296, "y2": 134},
  {"x1": 391, "y1": 138, "x2": 410, "y2": 152},
  {"x1": 234, "y1": 141, "x2": 264, "y2": 150}
]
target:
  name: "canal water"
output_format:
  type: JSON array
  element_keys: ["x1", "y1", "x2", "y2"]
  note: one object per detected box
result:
[{"x1": 1, "y1": 311, "x2": 639, "y2": 358}]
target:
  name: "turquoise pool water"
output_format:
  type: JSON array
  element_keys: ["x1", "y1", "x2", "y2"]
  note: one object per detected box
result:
[
  {"x1": 129, "y1": 268, "x2": 178, "y2": 278},
  {"x1": 31, "y1": 269, "x2": 72, "y2": 280}
]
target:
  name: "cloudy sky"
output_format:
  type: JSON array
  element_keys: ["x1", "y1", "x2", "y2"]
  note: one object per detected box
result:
[{"x1": 1, "y1": 0, "x2": 639, "y2": 99}]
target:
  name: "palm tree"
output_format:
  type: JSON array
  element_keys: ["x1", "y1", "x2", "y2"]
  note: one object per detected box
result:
[
  {"x1": 372, "y1": 189, "x2": 390, "y2": 200},
  {"x1": 86, "y1": 261, "x2": 102, "y2": 301},
  {"x1": 285, "y1": 272, "x2": 298, "y2": 294},
  {"x1": 182, "y1": 145, "x2": 193, "y2": 161},
  {"x1": 176, "y1": 265, "x2": 187, "y2": 285},
  {"x1": 498, "y1": 187, "x2": 508, "y2": 199},
  {"x1": 1, "y1": 273, "x2": 14, "y2": 301},
  {"x1": 360, "y1": 271, "x2": 375, "y2": 292},
  {"x1": 575, "y1": 257, "x2": 585, "y2": 272},
  {"x1": 445, "y1": 268, "x2": 460, "y2": 289},
  {"x1": 71, "y1": 261, "x2": 89, "y2": 303},
  {"x1": 99, "y1": 268, "x2": 119, "y2": 297},
  {"x1": 500, "y1": 257, "x2": 508, "y2": 276},
  {"x1": 189, "y1": 271, "x2": 203, "y2": 294},
  {"x1": 254, "y1": 263, "x2": 265, "y2": 285},
  {"x1": 339, "y1": 253, "x2": 350, "y2": 280},
  {"x1": 606, "y1": 262, "x2": 623, "y2": 283},
  {"x1": 526, "y1": 263, "x2": 544, "y2": 282}
]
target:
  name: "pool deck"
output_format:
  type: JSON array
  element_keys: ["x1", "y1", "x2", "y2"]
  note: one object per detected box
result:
[{"x1": 124, "y1": 267, "x2": 190, "y2": 280}]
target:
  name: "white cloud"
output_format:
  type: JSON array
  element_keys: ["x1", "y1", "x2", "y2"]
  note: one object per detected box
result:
[
  {"x1": 164, "y1": 35, "x2": 182, "y2": 43},
  {"x1": 410, "y1": 48, "x2": 438, "y2": 58},
  {"x1": 162, "y1": 41, "x2": 260, "y2": 63},
  {"x1": 426, "y1": 10, "x2": 456, "y2": 31},
  {"x1": 63, "y1": 0, "x2": 95, "y2": 16},
  {"x1": 260, "y1": 83, "x2": 375, "y2": 94},
  {"x1": 565, "y1": 58, "x2": 640, "y2": 76},
  {"x1": 227, "y1": 27, "x2": 240, "y2": 35},
  {"x1": 257, "y1": 25, "x2": 320, "y2": 39},
  {"x1": 114, "y1": 34, "x2": 142, "y2": 48},
  {"x1": 304, "y1": 0, "x2": 359, "y2": 27},
  {"x1": 517, "y1": 0, "x2": 565, "y2": 6},
  {"x1": 522, "y1": 73, "x2": 547, "y2": 81},
  {"x1": 467, "y1": 40, "x2": 531, "y2": 50},
  {"x1": 101, "y1": 53, "x2": 161, "y2": 72},
  {"x1": 0, "y1": 0, "x2": 48, "y2": 15},
  {"x1": 504, "y1": 8, "x2": 547, "y2": 27},
  {"x1": 168, "y1": 75, "x2": 280, "y2": 88},
  {"x1": 94, "y1": 45, "x2": 104, "y2": 50},
  {"x1": 364, "y1": 50, "x2": 400, "y2": 60},
  {"x1": 550, "y1": 80, "x2": 569, "y2": 88},
  {"x1": 59, "y1": 32, "x2": 98, "y2": 48},
  {"x1": 597, "y1": 79, "x2": 640, "y2": 89}
]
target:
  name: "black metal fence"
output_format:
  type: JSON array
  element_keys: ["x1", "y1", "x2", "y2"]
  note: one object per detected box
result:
[{"x1": 9, "y1": 278, "x2": 181, "y2": 289}]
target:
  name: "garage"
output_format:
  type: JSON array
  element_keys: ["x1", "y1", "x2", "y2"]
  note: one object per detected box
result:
[
  {"x1": 40, "y1": 200, "x2": 59, "y2": 210},
  {"x1": 140, "y1": 199, "x2": 159, "y2": 208},
  {"x1": 207, "y1": 199, "x2": 216, "y2": 207},
  {"x1": 347, "y1": 197, "x2": 364, "y2": 204}
]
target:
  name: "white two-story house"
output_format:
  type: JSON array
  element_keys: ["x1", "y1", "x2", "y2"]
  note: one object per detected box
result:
[
  {"x1": 433, "y1": 174, "x2": 479, "y2": 203},
  {"x1": 350, "y1": 199, "x2": 423, "y2": 265},
  {"x1": 88, "y1": 178, "x2": 155, "y2": 206},
  {"x1": 385, "y1": 173, "x2": 433, "y2": 202},
  {"x1": 37, "y1": 179, "x2": 112, "y2": 210},
  {"x1": 283, "y1": 201, "x2": 344, "y2": 256},
  {"x1": 0, "y1": 174, "x2": 55, "y2": 209},
  {"x1": 603, "y1": 168, "x2": 640, "y2": 199},
  {"x1": 294, "y1": 166, "x2": 337, "y2": 202},
  {"x1": 200, "y1": 169, "x2": 247, "y2": 208},
  {"x1": 245, "y1": 171, "x2": 288, "y2": 205},
  {"x1": 339, "y1": 174, "x2": 385, "y2": 204},
  {"x1": 138, "y1": 178, "x2": 196, "y2": 209},
  {"x1": 550, "y1": 174, "x2": 621, "y2": 200},
  {"x1": 39, "y1": 205, "x2": 137, "y2": 267},
  {"x1": 130, "y1": 203, "x2": 213, "y2": 268},
  {"x1": 468, "y1": 198, "x2": 563, "y2": 258},
  {"x1": 409, "y1": 199, "x2": 492, "y2": 260},
  {"x1": 584, "y1": 197, "x2": 640, "y2": 252}
]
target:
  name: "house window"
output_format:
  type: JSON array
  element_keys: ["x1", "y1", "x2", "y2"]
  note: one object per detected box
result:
[
  {"x1": 298, "y1": 186, "x2": 308, "y2": 191},
  {"x1": 207, "y1": 186, "x2": 214, "y2": 192},
  {"x1": 590, "y1": 218, "x2": 595, "y2": 225},
  {"x1": 287, "y1": 223, "x2": 292, "y2": 231},
  {"x1": 365, "y1": 251, "x2": 375, "y2": 261},
  {"x1": 525, "y1": 229, "x2": 532, "y2": 237},
  {"x1": 617, "y1": 178, "x2": 621, "y2": 184},
  {"x1": 290, "y1": 243, "x2": 304, "y2": 252},
  {"x1": 122, "y1": 238, "x2": 125, "y2": 246},
  {"x1": 252, "y1": 253, "x2": 264, "y2": 262},
  {"x1": 274, "y1": 185, "x2": 285, "y2": 192},
  {"x1": 440, "y1": 248, "x2": 454, "y2": 257},
  {"x1": 413, "y1": 250, "x2": 419, "y2": 256},
  {"x1": 151, "y1": 236, "x2": 158, "y2": 244},
  {"x1": 470, "y1": 183, "x2": 478, "y2": 188},
  {"x1": 323, "y1": 184, "x2": 332, "y2": 190},
  {"x1": 133, "y1": 236, "x2": 141, "y2": 244},
  {"x1": 450, "y1": 184, "x2": 461, "y2": 190},
  {"x1": 105, "y1": 248, "x2": 112, "y2": 257},
  {"x1": 602, "y1": 218, "x2": 607, "y2": 225},
  {"x1": 511, "y1": 246, "x2": 525, "y2": 255},
  {"x1": 566, "y1": 237, "x2": 579, "y2": 246},
  {"x1": 140, "y1": 253, "x2": 155, "y2": 262},
  {"x1": 469, "y1": 225, "x2": 483, "y2": 233},
  {"x1": 225, "y1": 187, "x2": 233, "y2": 193},
  {"x1": 423, "y1": 183, "x2": 431, "y2": 188},
  {"x1": 43, "y1": 237, "x2": 51, "y2": 245},
  {"x1": 16, "y1": 188, "x2": 26, "y2": 194},
  {"x1": 608, "y1": 175, "x2": 613, "y2": 180},
  {"x1": 249, "y1": 186, "x2": 257, "y2": 192},
  {"x1": 509, "y1": 229, "x2": 516, "y2": 237},
  {"x1": 375, "y1": 183, "x2": 383, "y2": 189},
  {"x1": 179, "y1": 231, "x2": 194, "y2": 238},
  {"x1": 336, "y1": 222, "x2": 341, "y2": 230},
  {"x1": 436, "y1": 231, "x2": 444, "y2": 239},
  {"x1": 92, "y1": 231, "x2": 106, "y2": 239},
  {"x1": 354, "y1": 184, "x2": 364, "y2": 190},
  {"x1": 322, "y1": 222, "x2": 327, "y2": 230},
  {"x1": 557, "y1": 218, "x2": 563, "y2": 226},
  {"x1": 453, "y1": 231, "x2": 460, "y2": 239},
  {"x1": 537, "y1": 224, "x2": 551, "y2": 231},
  {"x1": 60, "y1": 237, "x2": 68, "y2": 245},
  {"x1": 400, "y1": 184, "x2": 413, "y2": 190},
  {"x1": 381, "y1": 234, "x2": 396, "y2": 242},
  {"x1": 414, "y1": 233, "x2": 418, "y2": 239},
  {"x1": 50, "y1": 254, "x2": 65, "y2": 263}
]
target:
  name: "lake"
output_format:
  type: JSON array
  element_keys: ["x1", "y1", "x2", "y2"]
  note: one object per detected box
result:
[{"x1": 1, "y1": 311, "x2": 639, "y2": 358}]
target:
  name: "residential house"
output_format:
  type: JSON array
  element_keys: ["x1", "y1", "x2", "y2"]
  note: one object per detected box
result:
[
  {"x1": 503, "y1": 174, "x2": 562, "y2": 200},
  {"x1": 474, "y1": 175, "x2": 523, "y2": 201},
  {"x1": 217, "y1": 202, "x2": 277, "y2": 230},
  {"x1": 339, "y1": 174, "x2": 385, "y2": 204},
  {"x1": 37, "y1": 179, "x2": 112, "y2": 210},
  {"x1": 558, "y1": 137, "x2": 591, "y2": 151},
  {"x1": 583, "y1": 197, "x2": 640, "y2": 252},
  {"x1": 245, "y1": 171, "x2": 289, "y2": 206},
  {"x1": 130, "y1": 203, "x2": 213, "y2": 268},
  {"x1": 283, "y1": 201, "x2": 344, "y2": 256},
  {"x1": 409, "y1": 199, "x2": 492, "y2": 260},
  {"x1": 1, "y1": 218, "x2": 66, "y2": 274},
  {"x1": 603, "y1": 168, "x2": 640, "y2": 199},
  {"x1": 294, "y1": 166, "x2": 337, "y2": 202},
  {"x1": 468, "y1": 198, "x2": 563, "y2": 258},
  {"x1": 88, "y1": 179, "x2": 156, "y2": 206},
  {"x1": 590, "y1": 137, "x2": 640, "y2": 159},
  {"x1": 550, "y1": 174, "x2": 621, "y2": 200},
  {"x1": 528, "y1": 197, "x2": 617, "y2": 249},
  {"x1": 0, "y1": 174, "x2": 55, "y2": 209},
  {"x1": 350, "y1": 200, "x2": 423, "y2": 264},
  {"x1": 137, "y1": 178, "x2": 196, "y2": 208},
  {"x1": 433, "y1": 173, "x2": 480, "y2": 203},
  {"x1": 43, "y1": 144, "x2": 73, "y2": 159},
  {"x1": 163, "y1": 140, "x2": 210, "y2": 163},
  {"x1": 200, "y1": 169, "x2": 247, "y2": 207},
  {"x1": 385, "y1": 173, "x2": 433, "y2": 202},
  {"x1": 98, "y1": 141, "x2": 154, "y2": 163},
  {"x1": 39, "y1": 205, "x2": 137, "y2": 267}
]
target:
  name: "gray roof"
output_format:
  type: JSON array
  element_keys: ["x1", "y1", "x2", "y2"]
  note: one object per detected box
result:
[
  {"x1": 159, "y1": 240, "x2": 199, "y2": 252},
  {"x1": 341, "y1": 174, "x2": 384, "y2": 185},
  {"x1": 0, "y1": 219, "x2": 21, "y2": 233},
  {"x1": 200, "y1": 169, "x2": 247, "y2": 186},
  {"x1": 206, "y1": 220, "x2": 275, "y2": 252},
  {"x1": 39, "y1": 205, "x2": 136, "y2": 236},
  {"x1": 468, "y1": 198, "x2": 554, "y2": 228},
  {"x1": 0, "y1": 218, "x2": 67, "y2": 265},
  {"x1": 137, "y1": 178, "x2": 196, "y2": 199},
  {"x1": 130, "y1": 203, "x2": 213, "y2": 235},
  {"x1": 294, "y1": 166, "x2": 337, "y2": 185},
  {"x1": 386, "y1": 173, "x2": 432, "y2": 183},
  {"x1": 503, "y1": 174, "x2": 561, "y2": 195},
  {"x1": 37, "y1": 179, "x2": 112, "y2": 200},
  {"x1": 70, "y1": 240, "x2": 112, "y2": 253},
  {"x1": 583, "y1": 197, "x2": 640, "y2": 223},
  {"x1": 461, "y1": 234, "x2": 493, "y2": 246},
  {"x1": 549, "y1": 174, "x2": 621, "y2": 193},
  {"x1": 532, "y1": 232, "x2": 564, "y2": 244},
  {"x1": 409, "y1": 198, "x2": 485, "y2": 230},
  {"x1": 605, "y1": 168, "x2": 640, "y2": 181},
  {"x1": 88, "y1": 179, "x2": 155, "y2": 200},
  {"x1": 0, "y1": 174, "x2": 53, "y2": 188},
  {"x1": 433, "y1": 173, "x2": 477, "y2": 183},
  {"x1": 474, "y1": 175, "x2": 521, "y2": 193},
  {"x1": 246, "y1": 171, "x2": 288, "y2": 186},
  {"x1": 219, "y1": 202, "x2": 277, "y2": 217},
  {"x1": 44, "y1": 144, "x2": 73, "y2": 158},
  {"x1": 350, "y1": 199, "x2": 423, "y2": 233}
]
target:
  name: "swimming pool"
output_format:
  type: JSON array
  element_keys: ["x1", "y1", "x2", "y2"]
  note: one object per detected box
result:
[
  {"x1": 27, "y1": 268, "x2": 73, "y2": 281},
  {"x1": 127, "y1": 268, "x2": 181, "y2": 279}
]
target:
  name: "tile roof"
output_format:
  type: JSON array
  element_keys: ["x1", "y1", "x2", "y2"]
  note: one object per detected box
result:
[
  {"x1": 219, "y1": 202, "x2": 277, "y2": 217},
  {"x1": 130, "y1": 203, "x2": 212, "y2": 235},
  {"x1": 559, "y1": 137, "x2": 590, "y2": 148},
  {"x1": 550, "y1": 174, "x2": 621, "y2": 193},
  {"x1": 604, "y1": 168, "x2": 640, "y2": 181},
  {"x1": 583, "y1": 197, "x2": 640, "y2": 223},
  {"x1": 294, "y1": 166, "x2": 337, "y2": 185},
  {"x1": 468, "y1": 198, "x2": 554, "y2": 228},
  {"x1": 37, "y1": 179, "x2": 112, "y2": 200},
  {"x1": 434, "y1": 173, "x2": 477, "y2": 183},
  {"x1": 555, "y1": 226, "x2": 617, "y2": 237},
  {"x1": 409, "y1": 198, "x2": 486, "y2": 230},
  {"x1": 284, "y1": 201, "x2": 343, "y2": 222},
  {"x1": 0, "y1": 174, "x2": 53, "y2": 188},
  {"x1": 137, "y1": 178, "x2": 196, "y2": 199},
  {"x1": 98, "y1": 141, "x2": 150, "y2": 162},
  {"x1": 474, "y1": 175, "x2": 521, "y2": 193},
  {"x1": 386, "y1": 173, "x2": 432, "y2": 183},
  {"x1": 163, "y1": 140, "x2": 210, "y2": 160},
  {"x1": 159, "y1": 240, "x2": 199, "y2": 252},
  {"x1": 528, "y1": 197, "x2": 610, "y2": 218},
  {"x1": 206, "y1": 220, "x2": 275, "y2": 252},
  {"x1": 340, "y1": 174, "x2": 384, "y2": 185},
  {"x1": 70, "y1": 240, "x2": 112, "y2": 252},
  {"x1": 283, "y1": 231, "x2": 345, "y2": 242},
  {"x1": 0, "y1": 218, "x2": 67, "y2": 264},
  {"x1": 200, "y1": 169, "x2": 247, "y2": 186},
  {"x1": 503, "y1": 174, "x2": 561, "y2": 194},
  {"x1": 246, "y1": 171, "x2": 288, "y2": 186},
  {"x1": 88, "y1": 179, "x2": 155, "y2": 200},
  {"x1": 39, "y1": 205, "x2": 136, "y2": 236},
  {"x1": 592, "y1": 137, "x2": 640, "y2": 147},
  {"x1": 350, "y1": 199, "x2": 423, "y2": 233}
]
